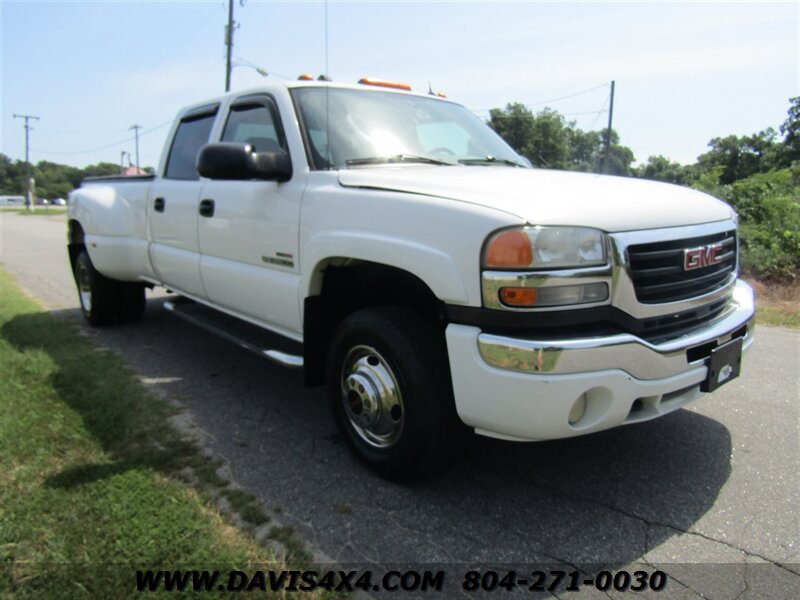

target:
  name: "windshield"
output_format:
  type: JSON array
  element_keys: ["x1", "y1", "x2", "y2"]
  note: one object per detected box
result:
[{"x1": 291, "y1": 87, "x2": 526, "y2": 170}]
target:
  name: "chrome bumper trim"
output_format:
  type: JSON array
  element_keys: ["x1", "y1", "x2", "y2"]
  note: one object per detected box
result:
[{"x1": 477, "y1": 280, "x2": 754, "y2": 380}]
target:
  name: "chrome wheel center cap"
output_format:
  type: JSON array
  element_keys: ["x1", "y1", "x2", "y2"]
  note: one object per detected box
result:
[
  {"x1": 345, "y1": 372, "x2": 381, "y2": 427},
  {"x1": 340, "y1": 344, "x2": 405, "y2": 449}
]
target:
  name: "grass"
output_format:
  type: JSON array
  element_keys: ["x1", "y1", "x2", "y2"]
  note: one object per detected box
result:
[
  {"x1": 0, "y1": 207, "x2": 67, "y2": 215},
  {"x1": 747, "y1": 278, "x2": 800, "y2": 329},
  {"x1": 16, "y1": 208, "x2": 67, "y2": 215},
  {"x1": 0, "y1": 269, "x2": 327, "y2": 598}
]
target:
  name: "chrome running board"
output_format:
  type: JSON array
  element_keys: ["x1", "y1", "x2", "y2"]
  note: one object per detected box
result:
[{"x1": 163, "y1": 299, "x2": 303, "y2": 368}]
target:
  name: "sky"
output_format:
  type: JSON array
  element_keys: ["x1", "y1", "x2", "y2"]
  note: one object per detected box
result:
[{"x1": 1, "y1": 1, "x2": 797, "y2": 170}]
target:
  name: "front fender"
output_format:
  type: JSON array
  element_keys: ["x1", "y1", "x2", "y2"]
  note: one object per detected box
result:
[{"x1": 301, "y1": 230, "x2": 469, "y2": 304}]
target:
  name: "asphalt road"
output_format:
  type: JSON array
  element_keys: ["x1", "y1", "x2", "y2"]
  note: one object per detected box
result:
[{"x1": 2, "y1": 211, "x2": 798, "y2": 598}]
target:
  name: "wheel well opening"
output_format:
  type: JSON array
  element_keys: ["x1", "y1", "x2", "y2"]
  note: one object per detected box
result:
[
  {"x1": 303, "y1": 260, "x2": 446, "y2": 387},
  {"x1": 67, "y1": 220, "x2": 86, "y2": 274},
  {"x1": 68, "y1": 220, "x2": 85, "y2": 246}
]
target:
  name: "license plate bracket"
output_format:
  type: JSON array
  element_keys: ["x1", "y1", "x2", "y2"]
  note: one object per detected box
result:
[{"x1": 701, "y1": 337, "x2": 743, "y2": 392}]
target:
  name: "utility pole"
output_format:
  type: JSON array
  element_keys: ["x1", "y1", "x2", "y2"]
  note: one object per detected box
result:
[
  {"x1": 13, "y1": 113, "x2": 40, "y2": 212},
  {"x1": 602, "y1": 80, "x2": 616, "y2": 174},
  {"x1": 129, "y1": 125, "x2": 142, "y2": 171},
  {"x1": 225, "y1": 0, "x2": 234, "y2": 92}
]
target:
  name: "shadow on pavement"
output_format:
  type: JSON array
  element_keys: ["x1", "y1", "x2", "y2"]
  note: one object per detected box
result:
[{"x1": 3, "y1": 298, "x2": 733, "y2": 568}]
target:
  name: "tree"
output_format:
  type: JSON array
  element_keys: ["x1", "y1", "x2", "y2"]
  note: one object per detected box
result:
[
  {"x1": 489, "y1": 104, "x2": 571, "y2": 168},
  {"x1": 488, "y1": 103, "x2": 536, "y2": 159},
  {"x1": 81, "y1": 162, "x2": 122, "y2": 179},
  {"x1": 0, "y1": 153, "x2": 151, "y2": 201},
  {"x1": 696, "y1": 129, "x2": 780, "y2": 185},
  {"x1": 779, "y1": 96, "x2": 800, "y2": 164},
  {"x1": 0, "y1": 154, "x2": 25, "y2": 195},
  {"x1": 567, "y1": 128, "x2": 602, "y2": 172},
  {"x1": 488, "y1": 104, "x2": 634, "y2": 174},
  {"x1": 636, "y1": 155, "x2": 695, "y2": 186},
  {"x1": 527, "y1": 108, "x2": 571, "y2": 169},
  {"x1": 599, "y1": 129, "x2": 635, "y2": 176}
]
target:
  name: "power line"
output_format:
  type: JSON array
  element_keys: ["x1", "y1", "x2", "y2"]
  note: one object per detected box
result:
[
  {"x1": 157, "y1": 57, "x2": 226, "y2": 112},
  {"x1": 588, "y1": 94, "x2": 611, "y2": 130},
  {"x1": 562, "y1": 109, "x2": 607, "y2": 117},
  {"x1": 470, "y1": 82, "x2": 609, "y2": 114},
  {"x1": 31, "y1": 120, "x2": 172, "y2": 156},
  {"x1": 148, "y1": 3, "x2": 222, "y2": 73},
  {"x1": 233, "y1": 56, "x2": 289, "y2": 80},
  {"x1": 32, "y1": 58, "x2": 223, "y2": 157},
  {"x1": 525, "y1": 83, "x2": 610, "y2": 108}
]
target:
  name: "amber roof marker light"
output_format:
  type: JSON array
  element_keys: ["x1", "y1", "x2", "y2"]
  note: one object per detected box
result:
[{"x1": 358, "y1": 77, "x2": 412, "y2": 91}]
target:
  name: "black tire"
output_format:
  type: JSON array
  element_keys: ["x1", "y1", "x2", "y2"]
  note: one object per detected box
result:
[
  {"x1": 327, "y1": 306, "x2": 461, "y2": 480},
  {"x1": 73, "y1": 249, "x2": 145, "y2": 326}
]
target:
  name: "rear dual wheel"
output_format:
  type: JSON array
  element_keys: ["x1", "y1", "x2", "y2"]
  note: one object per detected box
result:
[
  {"x1": 328, "y1": 306, "x2": 461, "y2": 480},
  {"x1": 73, "y1": 249, "x2": 145, "y2": 326}
]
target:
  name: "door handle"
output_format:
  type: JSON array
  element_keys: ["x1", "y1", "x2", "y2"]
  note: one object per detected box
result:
[
  {"x1": 153, "y1": 197, "x2": 165, "y2": 212},
  {"x1": 199, "y1": 198, "x2": 215, "y2": 218}
]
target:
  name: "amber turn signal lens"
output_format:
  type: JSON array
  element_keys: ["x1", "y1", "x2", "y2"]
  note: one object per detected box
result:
[
  {"x1": 499, "y1": 287, "x2": 538, "y2": 307},
  {"x1": 485, "y1": 229, "x2": 533, "y2": 268}
]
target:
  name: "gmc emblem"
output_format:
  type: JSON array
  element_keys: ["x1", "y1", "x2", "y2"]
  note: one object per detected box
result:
[{"x1": 684, "y1": 243, "x2": 725, "y2": 270}]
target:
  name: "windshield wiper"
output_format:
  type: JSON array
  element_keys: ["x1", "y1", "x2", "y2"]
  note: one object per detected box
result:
[
  {"x1": 345, "y1": 154, "x2": 456, "y2": 167},
  {"x1": 458, "y1": 156, "x2": 527, "y2": 168}
]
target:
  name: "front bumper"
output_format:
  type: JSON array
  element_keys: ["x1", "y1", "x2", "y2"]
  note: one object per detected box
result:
[{"x1": 445, "y1": 280, "x2": 755, "y2": 442}]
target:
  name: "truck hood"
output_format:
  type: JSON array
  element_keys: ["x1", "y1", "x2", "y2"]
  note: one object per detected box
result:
[{"x1": 337, "y1": 166, "x2": 734, "y2": 232}]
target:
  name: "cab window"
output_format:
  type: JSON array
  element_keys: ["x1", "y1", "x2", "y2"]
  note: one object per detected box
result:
[
  {"x1": 222, "y1": 100, "x2": 286, "y2": 153},
  {"x1": 164, "y1": 112, "x2": 217, "y2": 180}
]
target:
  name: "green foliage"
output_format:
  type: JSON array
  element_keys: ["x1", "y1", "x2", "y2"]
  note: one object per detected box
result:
[
  {"x1": 487, "y1": 104, "x2": 635, "y2": 174},
  {"x1": 82, "y1": 161, "x2": 123, "y2": 179},
  {"x1": 685, "y1": 99, "x2": 800, "y2": 189},
  {"x1": 691, "y1": 165, "x2": 728, "y2": 198},
  {"x1": 567, "y1": 128, "x2": 602, "y2": 172},
  {"x1": 0, "y1": 270, "x2": 285, "y2": 598},
  {"x1": 488, "y1": 103, "x2": 537, "y2": 160},
  {"x1": 695, "y1": 129, "x2": 782, "y2": 185},
  {"x1": 778, "y1": 96, "x2": 800, "y2": 162},
  {"x1": 685, "y1": 166, "x2": 800, "y2": 281},
  {"x1": 726, "y1": 167, "x2": 800, "y2": 281},
  {"x1": 0, "y1": 153, "x2": 145, "y2": 201},
  {"x1": 488, "y1": 96, "x2": 799, "y2": 281},
  {"x1": 528, "y1": 108, "x2": 571, "y2": 169},
  {"x1": 636, "y1": 155, "x2": 696, "y2": 186},
  {"x1": 599, "y1": 129, "x2": 635, "y2": 176}
]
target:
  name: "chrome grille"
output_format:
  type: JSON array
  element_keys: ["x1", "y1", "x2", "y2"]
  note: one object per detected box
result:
[{"x1": 627, "y1": 230, "x2": 737, "y2": 304}]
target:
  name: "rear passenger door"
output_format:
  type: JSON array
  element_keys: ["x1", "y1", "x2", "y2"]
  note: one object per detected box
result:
[
  {"x1": 149, "y1": 105, "x2": 218, "y2": 298},
  {"x1": 197, "y1": 94, "x2": 304, "y2": 337}
]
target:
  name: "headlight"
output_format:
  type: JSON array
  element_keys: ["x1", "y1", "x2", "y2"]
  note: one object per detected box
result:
[{"x1": 484, "y1": 226, "x2": 607, "y2": 269}]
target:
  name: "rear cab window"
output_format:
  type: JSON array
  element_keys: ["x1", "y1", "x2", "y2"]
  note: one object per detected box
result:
[{"x1": 164, "y1": 105, "x2": 219, "y2": 180}]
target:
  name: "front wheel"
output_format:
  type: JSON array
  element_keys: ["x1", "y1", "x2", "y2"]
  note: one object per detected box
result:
[
  {"x1": 327, "y1": 306, "x2": 460, "y2": 480},
  {"x1": 73, "y1": 249, "x2": 145, "y2": 326}
]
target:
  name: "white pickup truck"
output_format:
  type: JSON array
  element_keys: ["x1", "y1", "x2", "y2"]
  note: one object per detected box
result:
[{"x1": 68, "y1": 78, "x2": 755, "y2": 479}]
